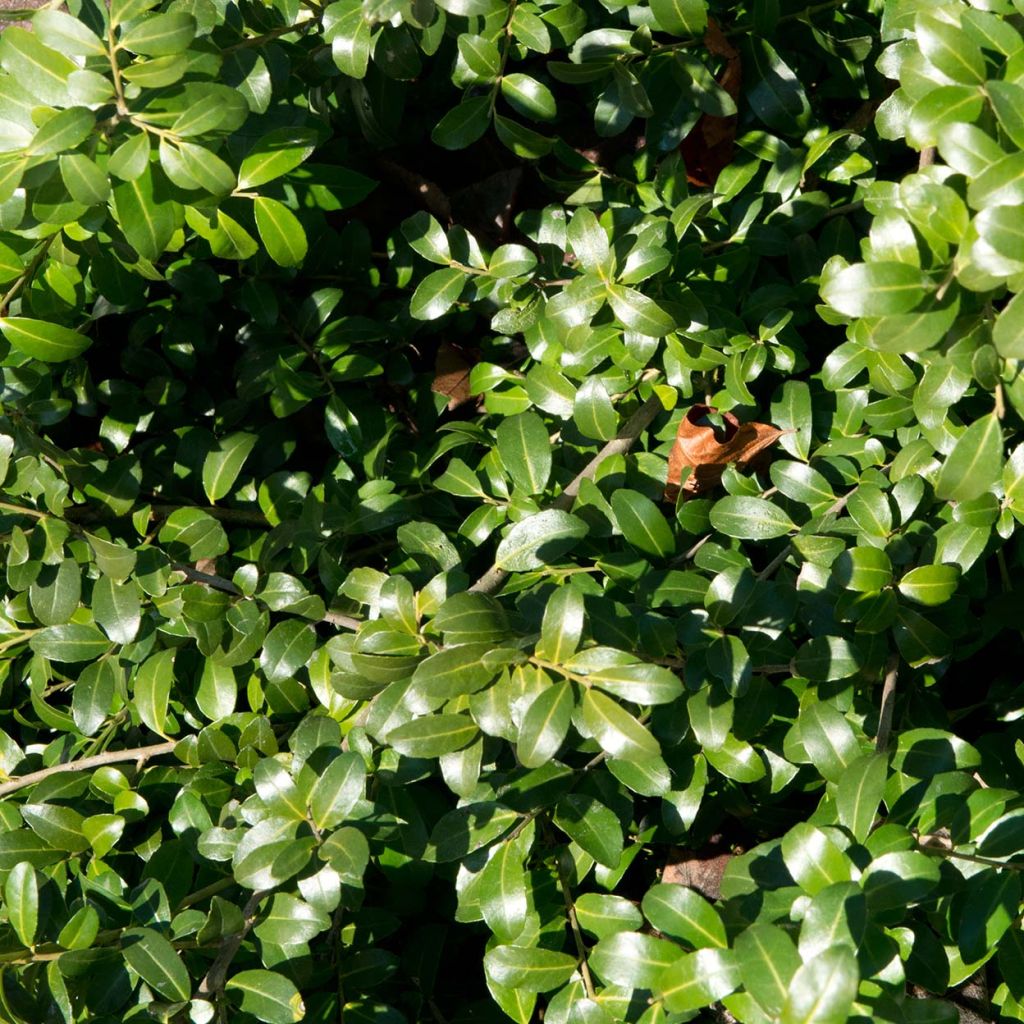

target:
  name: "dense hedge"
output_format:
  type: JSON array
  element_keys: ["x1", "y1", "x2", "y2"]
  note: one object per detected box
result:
[{"x1": 0, "y1": 0, "x2": 1024, "y2": 1021}]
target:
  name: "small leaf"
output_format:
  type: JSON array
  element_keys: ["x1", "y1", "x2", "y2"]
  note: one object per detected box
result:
[
  {"x1": 495, "y1": 510, "x2": 588, "y2": 571},
  {"x1": 484, "y1": 946, "x2": 577, "y2": 993},
  {"x1": 4, "y1": 862, "x2": 38, "y2": 947},
  {"x1": 496, "y1": 412, "x2": 551, "y2": 495},
  {"x1": 203, "y1": 432, "x2": 257, "y2": 503},
  {"x1": 935, "y1": 414, "x2": 1003, "y2": 503},
  {"x1": 517, "y1": 680, "x2": 573, "y2": 767},
  {"x1": 410, "y1": 267, "x2": 466, "y2": 320},
  {"x1": 387, "y1": 714, "x2": 479, "y2": 757},
  {"x1": 431, "y1": 96, "x2": 492, "y2": 150},
  {"x1": 650, "y1": 0, "x2": 706, "y2": 36},
  {"x1": 611, "y1": 489, "x2": 675, "y2": 558},
  {"x1": 835, "y1": 754, "x2": 887, "y2": 843},
  {"x1": 254, "y1": 197, "x2": 307, "y2": 267},
  {"x1": 121, "y1": 928, "x2": 191, "y2": 1002},
  {"x1": 897, "y1": 564, "x2": 960, "y2": 607},
  {"x1": 821, "y1": 262, "x2": 931, "y2": 317},
  {"x1": 238, "y1": 127, "x2": 319, "y2": 190},
  {"x1": 710, "y1": 496, "x2": 794, "y2": 540},
  {"x1": 779, "y1": 946, "x2": 858, "y2": 1024},
  {"x1": 226, "y1": 969, "x2": 305, "y2": 1024},
  {"x1": 641, "y1": 883, "x2": 726, "y2": 949}
]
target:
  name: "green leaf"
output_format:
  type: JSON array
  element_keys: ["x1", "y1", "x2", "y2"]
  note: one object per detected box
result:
[
  {"x1": 409, "y1": 643, "x2": 500, "y2": 711},
  {"x1": 744, "y1": 36, "x2": 810, "y2": 135},
  {"x1": 402, "y1": 211, "x2": 450, "y2": 264},
  {"x1": 93, "y1": 576, "x2": 142, "y2": 644},
  {"x1": 710, "y1": 496, "x2": 795, "y2": 540},
  {"x1": 994, "y1": 292, "x2": 1024, "y2": 360},
  {"x1": 590, "y1": 931, "x2": 680, "y2": 989},
  {"x1": 203, "y1": 432, "x2": 257, "y2": 503},
  {"x1": 495, "y1": 510, "x2": 588, "y2": 571},
  {"x1": 254, "y1": 197, "x2": 307, "y2": 267},
  {"x1": 897, "y1": 564, "x2": 960, "y2": 607},
  {"x1": 779, "y1": 946, "x2": 858, "y2": 1024},
  {"x1": 574, "y1": 378, "x2": 618, "y2": 441},
  {"x1": 27, "y1": 107, "x2": 94, "y2": 157},
  {"x1": 501, "y1": 74, "x2": 557, "y2": 121},
  {"x1": 484, "y1": 946, "x2": 577, "y2": 993},
  {"x1": 33, "y1": 9, "x2": 106, "y2": 57},
  {"x1": 735, "y1": 923, "x2": 801, "y2": 1015},
  {"x1": 458, "y1": 34, "x2": 501, "y2": 79},
  {"x1": 0, "y1": 28, "x2": 76, "y2": 107},
  {"x1": 4, "y1": 862, "x2": 38, "y2": 947},
  {"x1": 917, "y1": 13, "x2": 986, "y2": 83},
  {"x1": 0, "y1": 317, "x2": 91, "y2": 363},
  {"x1": 793, "y1": 636, "x2": 862, "y2": 683},
  {"x1": 606, "y1": 285, "x2": 676, "y2": 336},
  {"x1": 30, "y1": 623, "x2": 110, "y2": 663},
  {"x1": 835, "y1": 754, "x2": 887, "y2": 842},
  {"x1": 861, "y1": 851, "x2": 940, "y2": 910},
  {"x1": 496, "y1": 412, "x2": 551, "y2": 495},
  {"x1": 585, "y1": 662, "x2": 682, "y2": 705},
  {"x1": 780, "y1": 823, "x2": 852, "y2": 896},
  {"x1": 536, "y1": 587, "x2": 586, "y2": 663},
  {"x1": 238, "y1": 127, "x2": 319, "y2": 190},
  {"x1": 657, "y1": 948, "x2": 741, "y2": 1013},
  {"x1": 611, "y1": 489, "x2": 675, "y2": 558},
  {"x1": 798, "y1": 701, "x2": 861, "y2": 782},
  {"x1": 410, "y1": 267, "x2": 466, "y2": 320},
  {"x1": 226, "y1": 969, "x2": 305, "y2": 1024},
  {"x1": 935, "y1": 414, "x2": 1003, "y2": 503},
  {"x1": 641, "y1": 884, "x2": 726, "y2": 949},
  {"x1": 120, "y1": 12, "x2": 196, "y2": 55},
  {"x1": 574, "y1": 894, "x2": 643, "y2": 939},
  {"x1": 431, "y1": 96, "x2": 492, "y2": 150},
  {"x1": 517, "y1": 680, "x2": 573, "y2": 767},
  {"x1": 822, "y1": 262, "x2": 931, "y2": 317},
  {"x1": 553, "y1": 792, "x2": 623, "y2": 868},
  {"x1": 134, "y1": 648, "x2": 174, "y2": 736},
  {"x1": 650, "y1": 0, "x2": 706, "y2": 36},
  {"x1": 121, "y1": 927, "x2": 192, "y2": 1002},
  {"x1": 387, "y1": 713, "x2": 479, "y2": 757},
  {"x1": 582, "y1": 688, "x2": 661, "y2": 761},
  {"x1": 260, "y1": 620, "x2": 316, "y2": 685},
  {"x1": 60, "y1": 153, "x2": 110, "y2": 206},
  {"x1": 112, "y1": 166, "x2": 178, "y2": 262}
]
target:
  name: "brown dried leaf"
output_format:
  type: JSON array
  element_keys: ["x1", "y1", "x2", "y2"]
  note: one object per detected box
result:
[
  {"x1": 431, "y1": 342, "x2": 477, "y2": 411},
  {"x1": 661, "y1": 837, "x2": 739, "y2": 901},
  {"x1": 665, "y1": 404, "x2": 784, "y2": 503}
]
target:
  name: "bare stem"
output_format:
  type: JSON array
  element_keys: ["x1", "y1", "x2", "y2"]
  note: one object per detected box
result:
[
  {"x1": 0, "y1": 741, "x2": 177, "y2": 798},
  {"x1": 197, "y1": 888, "x2": 270, "y2": 999},
  {"x1": 555, "y1": 853, "x2": 597, "y2": 999},
  {"x1": 0, "y1": 235, "x2": 58, "y2": 317}
]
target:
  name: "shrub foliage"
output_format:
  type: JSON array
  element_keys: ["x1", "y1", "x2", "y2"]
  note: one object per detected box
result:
[{"x1": 0, "y1": 0, "x2": 1023, "y2": 1021}]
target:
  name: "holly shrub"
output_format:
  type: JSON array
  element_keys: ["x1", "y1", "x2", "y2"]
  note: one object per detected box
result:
[{"x1": 1, "y1": 0, "x2": 1024, "y2": 1021}]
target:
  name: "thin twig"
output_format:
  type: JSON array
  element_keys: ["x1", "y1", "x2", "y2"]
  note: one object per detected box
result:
[
  {"x1": 918, "y1": 146, "x2": 936, "y2": 170},
  {"x1": 469, "y1": 392, "x2": 666, "y2": 595},
  {"x1": 177, "y1": 876, "x2": 237, "y2": 910},
  {"x1": 197, "y1": 889, "x2": 270, "y2": 999},
  {"x1": 0, "y1": 235, "x2": 58, "y2": 317},
  {"x1": 555, "y1": 854, "x2": 596, "y2": 999},
  {"x1": 0, "y1": 741, "x2": 176, "y2": 798},
  {"x1": 875, "y1": 654, "x2": 899, "y2": 752}
]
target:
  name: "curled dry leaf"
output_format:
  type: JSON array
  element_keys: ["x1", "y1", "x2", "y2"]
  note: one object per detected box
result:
[{"x1": 665, "y1": 404, "x2": 784, "y2": 503}]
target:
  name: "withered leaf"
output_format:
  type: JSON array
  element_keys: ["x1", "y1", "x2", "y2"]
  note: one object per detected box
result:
[
  {"x1": 431, "y1": 341, "x2": 477, "y2": 411},
  {"x1": 665, "y1": 404, "x2": 784, "y2": 503},
  {"x1": 661, "y1": 837, "x2": 739, "y2": 901}
]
